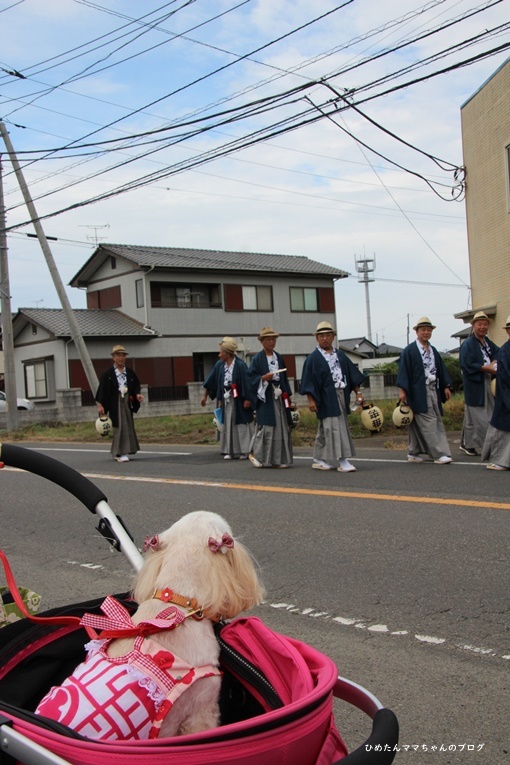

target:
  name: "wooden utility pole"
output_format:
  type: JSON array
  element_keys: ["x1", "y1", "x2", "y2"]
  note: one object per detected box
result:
[
  {"x1": 0, "y1": 155, "x2": 19, "y2": 430},
  {"x1": 0, "y1": 121, "x2": 99, "y2": 395}
]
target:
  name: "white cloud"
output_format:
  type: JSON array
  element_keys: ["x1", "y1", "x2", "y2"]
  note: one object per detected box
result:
[{"x1": 1, "y1": 0, "x2": 508, "y2": 352}]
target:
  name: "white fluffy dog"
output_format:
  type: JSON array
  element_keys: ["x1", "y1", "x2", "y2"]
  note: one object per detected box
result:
[{"x1": 36, "y1": 511, "x2": 264, "y2": 740}]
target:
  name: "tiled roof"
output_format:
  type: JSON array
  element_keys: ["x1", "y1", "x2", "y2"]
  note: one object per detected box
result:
[
  {"x1": 337, "y1": 336, "x2": 378, "y2": 350},
  {"x1": 96, "y1": 244, "x2": 347, "y2": 277},
  {"x1": 377, "y1": 342, "x2": 404, "y2": 354},
  {"x1": 17, "y1": 308, "x2": 156, "y2": 338}
]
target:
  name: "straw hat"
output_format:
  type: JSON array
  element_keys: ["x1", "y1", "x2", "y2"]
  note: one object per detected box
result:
[
  {"x1": 470, "y1": 311, "x2": 491, "y2": 325},
  {"x1": 413, "y1": 317, "x2": 436, "y2": 331},
  {"x1": 258, "y1": 326, "x2": 279, "y2": 341},
  {"x1": 314, "y1": 321, "x2": 336, "y2": 335},
  {"x1": 219, "y1": 336, "x2": 237, "y2": 354},
  {"x1": 503, "y1": 315, "x2": 510, "y2": 329},
  {"x1": 111, "y1": 344, "x2": 128, "y2": 356}
]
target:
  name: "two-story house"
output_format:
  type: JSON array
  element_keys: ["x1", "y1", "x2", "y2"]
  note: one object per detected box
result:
[{"x1": 12, "y1": 244, "x2": 347, "y2": 403}]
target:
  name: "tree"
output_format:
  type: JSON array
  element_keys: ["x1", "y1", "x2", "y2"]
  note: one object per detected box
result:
[{"x1": 442, "y1": 355, "x2": 462, "y2": 392}]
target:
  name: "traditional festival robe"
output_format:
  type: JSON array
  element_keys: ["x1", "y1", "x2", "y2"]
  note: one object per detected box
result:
[
  {"x1": 95, "y1": 366, "x2": 142, "y2": 428},
  {"x1": 490, "y1": 339, "x2": 510, "y2": 432},
  {"x1": 481, "y1": 339, "x2": 510, "y2": 468},
  {"x1": 396, "y1": 342, "x2": 451, "y2": 414},
  {"x1": 248, "y1": 350, "x2": 292, "y2": 426},
  {"x1": 460, "y1": 334, "x2": 499, "y2": 407},
  {"x1": 202, "y1": 356, "x2": 253, "y2": 426},
  {"x1": 299, "y1": 348, "x2": 365, "y2": 419}
]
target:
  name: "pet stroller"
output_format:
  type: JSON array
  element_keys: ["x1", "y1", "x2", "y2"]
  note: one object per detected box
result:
[{"x1": 0, "y1": 444, "x2": 399, "y2": 764}]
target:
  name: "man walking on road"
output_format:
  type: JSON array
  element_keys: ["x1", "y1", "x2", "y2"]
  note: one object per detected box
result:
[{"x1": 300, "y1": 321, "x2": 365, "y2": 473}]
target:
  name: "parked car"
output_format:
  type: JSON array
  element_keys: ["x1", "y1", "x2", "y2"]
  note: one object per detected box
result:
[{"x1": 0, "y1": 391, "x2": 35, "y2": 411}]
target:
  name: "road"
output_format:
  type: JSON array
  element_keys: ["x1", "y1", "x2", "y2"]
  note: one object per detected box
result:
[{"x1": 0, "y1": 436, "x2": 508, "y2": 763}]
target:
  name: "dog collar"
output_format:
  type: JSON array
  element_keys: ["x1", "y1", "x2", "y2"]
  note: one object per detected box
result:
[{"x1": 152, "y1": 588, "x2": 223, "y2": 623}]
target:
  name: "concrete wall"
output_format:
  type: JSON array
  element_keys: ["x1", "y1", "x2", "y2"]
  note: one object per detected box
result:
[{"x1": 0, "y1": 375, "x2": 399, "y2": 428}]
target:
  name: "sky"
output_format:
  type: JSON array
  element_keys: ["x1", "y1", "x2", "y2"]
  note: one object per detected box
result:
[{"x1": 1, "y1": 0, "x2": 509, "y2": 352}]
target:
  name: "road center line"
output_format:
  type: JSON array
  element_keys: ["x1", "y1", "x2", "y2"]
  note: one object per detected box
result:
[{"x1": 81, "y1": 472, "x2": 510, "y2": 511}]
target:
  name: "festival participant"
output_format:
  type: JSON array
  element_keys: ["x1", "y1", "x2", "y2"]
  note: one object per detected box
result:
[
  {"x1": 481, "y1": 315, "x2": 510, "y2": 470},
  {"x1": 201, "y1": 337, "x2": 253, "y2": 460},
  {"x1": 95, "y1": 344, "x2": 144, "y2": 463},
  {"x1": 248, "y1": 327, "x2": 293, "y2": 468},
  {"x1": 459, "y1": 311, "x2": 499, "y2": 455},
  {"x1": 299, "y1": 321, "x2": 365, "y2": 473},
  {"x1": 396, "y1": 317, "x2": 453, "y2": 464}
]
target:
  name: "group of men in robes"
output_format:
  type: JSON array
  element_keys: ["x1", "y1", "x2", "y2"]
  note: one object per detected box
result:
[
  {"x1": 98, "y1": 311, "x2": 510, "y2": 474},
  {"x1": 202, "y1": 310, "x2": 510, "y2": 474},
  {"x1": 396, "y1": 310, "x2": 510, "y2": 470},
  {"x1": 201, "y1": 322, "x2": 366, "y2": 472}
]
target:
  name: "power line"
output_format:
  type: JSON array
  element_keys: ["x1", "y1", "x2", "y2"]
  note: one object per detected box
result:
[{"x1": 2, "y1": 3, "x2": 508, "y2": 230}]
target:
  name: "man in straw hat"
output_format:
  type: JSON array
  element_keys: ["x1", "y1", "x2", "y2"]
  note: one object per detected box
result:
[
  {"x1": 95, "y1": 344, "x2": 144, "y2": 463},
  {"x1": 247, "y1": 327, "x2": 293, "y2": 468},
  {"x1": 201, "y1": 337, "x2": 253, "y2": 460},
  {"x1": 481, "y1": 315, "x2": 510, "y2": 470},
  {"x1": 396, "y1": 317, "x2": 453, "y2": 464},
  {"x1": 299, "y1": 321, "x2": 366, "y2": 472},
  {"x1": 459, "y1": 311, "x2": 499, "y2": 456}
]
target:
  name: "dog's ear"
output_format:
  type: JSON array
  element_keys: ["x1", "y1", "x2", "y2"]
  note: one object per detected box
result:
[
  {"x1": 204, "y1": 540, "x2": 265, "y2": 619},
  {"x1": 132, "y1": 546, "x2": 167, "y2": 603}
]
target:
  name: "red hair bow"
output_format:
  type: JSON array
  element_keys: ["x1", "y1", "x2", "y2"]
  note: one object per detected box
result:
[
  {"x1": 143, "y1": 534, "x2": 161, "y2": 553},
  {"x1": 208, "y1": 533, "x2": 234, "y2": 554}
]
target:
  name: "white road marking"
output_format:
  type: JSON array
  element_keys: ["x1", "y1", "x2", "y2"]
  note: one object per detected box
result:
[
  {"x1": 15, "y1": 446, "x2": 486, "y2": 465},
  {"x1": 28, "y1": 447, "x2": 193, "y2": 456},
  {"x1": 67, "y1": 560, "x2": 104, "y2": 570},
  {"x1": 289, "y1": 455, "x2": 488, "y2": 466},
  {"x1": 268, "y1": 602, "x2": 508, "y2": 660}
]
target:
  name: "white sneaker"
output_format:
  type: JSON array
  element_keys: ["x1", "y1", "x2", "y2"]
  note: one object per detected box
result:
[
  {"x1": 434, "y1": 456, "x2": 453, "y2": 464},
  {"x1": 249, "y1": 454, "x2": 262, "y2": 468},
  {"x1": 223, "y1": 454, "x2": 233, "y2": 460},
  {"x1": 486, "y1": 463, "x2": 507, "y2": 470},
  {"x1": 338, "y1": 459, "x2": 356, "y2": 473},
  {"x1": 116, "y1": 455, "x2": 129, "y2": 463},
  {"x1": 407, "y1": 455, "x2": 424, "y2": 463},
  {"x1": 239, "y1": 454, "x2": 248, "y2": 460},
  {"x1": 312, "y1": 460, "x2": 334, "y2": 470}
]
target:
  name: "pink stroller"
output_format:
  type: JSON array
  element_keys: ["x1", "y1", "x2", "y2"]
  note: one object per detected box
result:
[{"x1": 0, "y1": 444, "x2": 399, "y2": 764}]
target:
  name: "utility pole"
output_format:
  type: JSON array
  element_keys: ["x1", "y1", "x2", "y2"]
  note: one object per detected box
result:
[
  {"x1": 0, "y1": 122, "x2": 99, "y2": 395},
  {"x1": 354, "y1": 252, "x2": 376, "y2": 342},
  {"x1": 0, "y1": 155, "x2": 19, "y2": 430}
]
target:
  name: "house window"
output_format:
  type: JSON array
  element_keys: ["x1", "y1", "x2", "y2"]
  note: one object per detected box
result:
[
  {"x1": 150, "y1": 282, "x2": 221, "y2": 308},
  {"x1": 86, "y1": 285, "x2": 121, "y2": 309},
  {"x1": 289, "y1": 286, "x2": 335, "y2": 312},
  {"x1": 24, "y1": 361, "x2": 48, "y2": 398},
  {"x1": 31, "y1": 323, "x2": 37, "y2": 335},
  {"x1": 224, "y1": 284, "x2": 273, "y2": 311},
  {"x1": 111, "y1": 257, "x2": 116, "y2": 270},
  {"x1": 290, "y1": 287, "x2": 318, "y2": 312},
  {"x1": 136, "y1": 279, "x2": 144, "y2": 308}
]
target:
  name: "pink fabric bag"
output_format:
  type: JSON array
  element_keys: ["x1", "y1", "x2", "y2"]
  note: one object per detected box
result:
[{"x1": 2, "y1": 616, "x2": 348, "y2": 764}]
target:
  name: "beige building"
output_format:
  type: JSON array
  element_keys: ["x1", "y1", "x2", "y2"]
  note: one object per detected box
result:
[{"x1": 456, "y1": 56, "x2": 510, "y2": 345}]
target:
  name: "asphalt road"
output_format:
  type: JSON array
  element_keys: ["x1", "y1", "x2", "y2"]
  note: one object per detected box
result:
[{"x1": 0, "y1": 435, "x2": 508, "y2": 763}]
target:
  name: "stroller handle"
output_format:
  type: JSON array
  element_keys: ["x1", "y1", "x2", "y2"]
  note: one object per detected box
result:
[
  {"x1": 0, "y1": 443, "x2": 107, "y2": 513},
  {"x1": 0, "y1": 444, "x2": 144, "y2": 572},
  {"x1": 333, "y1": 677, "x2": 399, "y2": 764}
]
